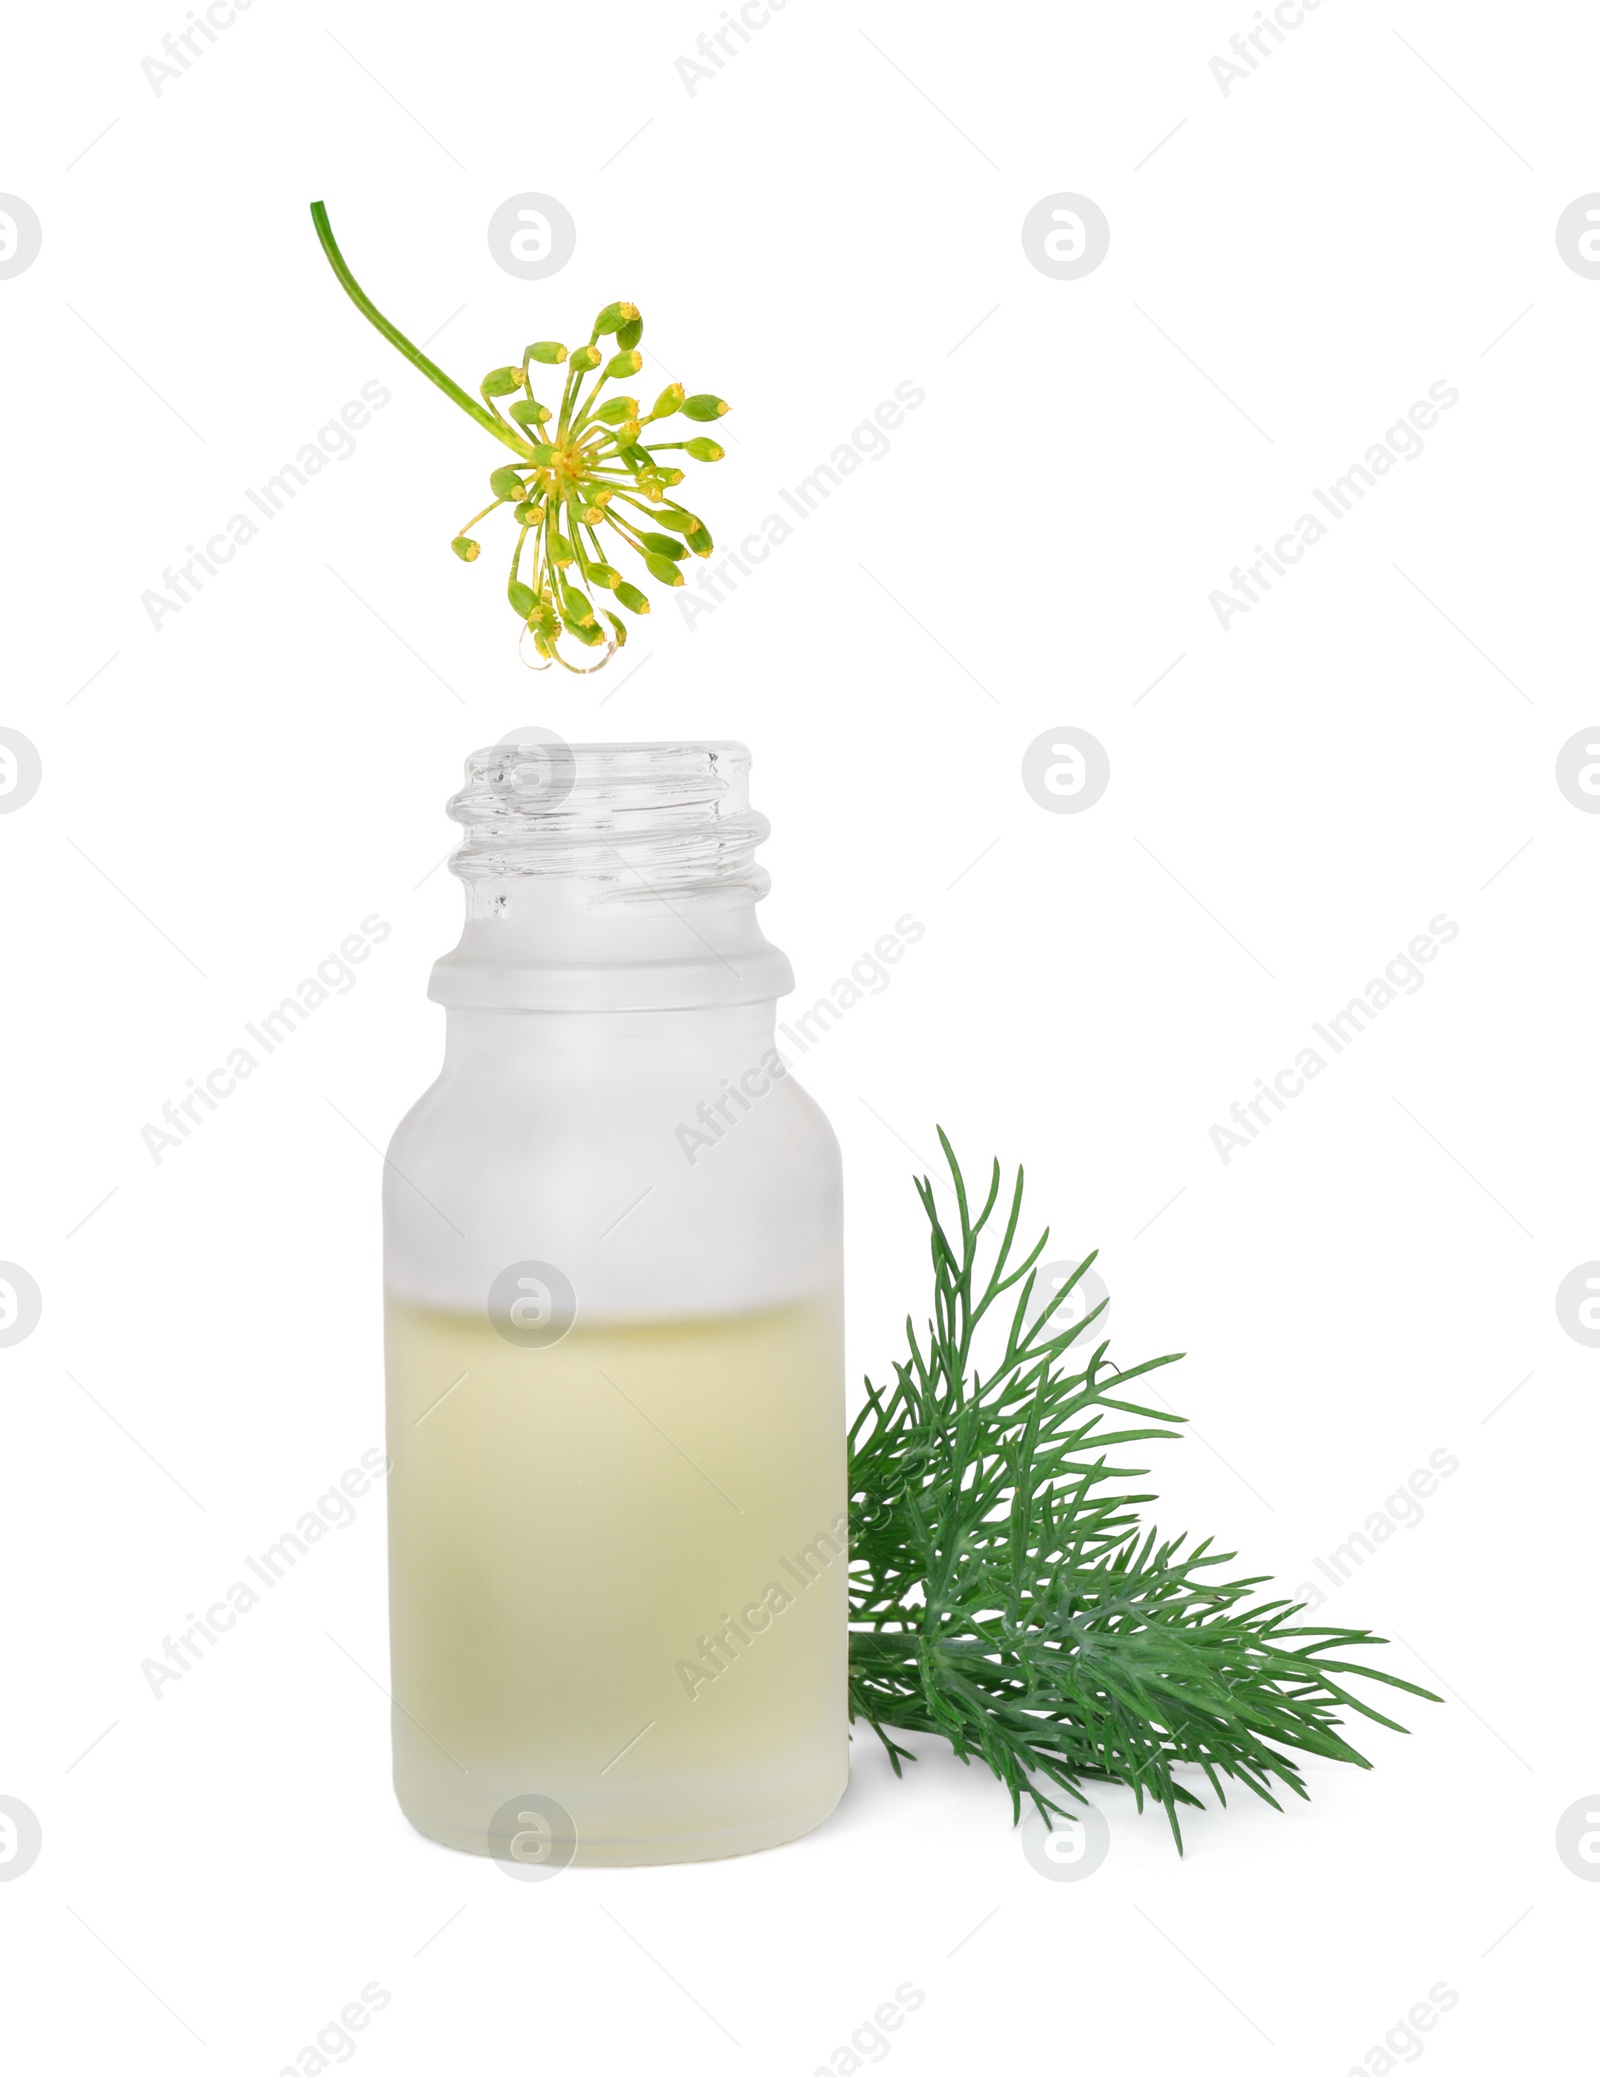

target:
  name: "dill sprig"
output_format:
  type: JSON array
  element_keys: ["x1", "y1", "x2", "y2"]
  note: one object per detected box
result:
[
  {"x1": 309, "y1": 202, "x2": 727, "y2": 673},
  {"x1": 848, "y1": 1131, "x2": 1438, "y2": 1851}
]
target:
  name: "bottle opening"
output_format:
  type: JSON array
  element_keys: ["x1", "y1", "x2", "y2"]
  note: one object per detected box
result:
[
  {"x1": 449, "y1": 737, "x2": 770, "y2": 899},
  {"x1": 431, "y1": 738, "x2": 792, "y2": 1012}
]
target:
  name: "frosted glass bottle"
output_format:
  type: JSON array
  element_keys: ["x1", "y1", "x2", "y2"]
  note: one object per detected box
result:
[{"x1": 383, "y1": 739, "x2": 847, "y2": 1867}]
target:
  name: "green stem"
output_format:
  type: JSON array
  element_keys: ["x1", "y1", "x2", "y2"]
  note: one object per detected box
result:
[
  {"x1": 556, "y1": 358, "x2": 581, "y2": 441},
  {"x1": 609, "y1": 491, "x2": 695, "y2": 534},
  {"x1": 563, "y1": 488, "x2": 596, "y2": 561},
  {"x1": 542, "y1": 503, "x2": 564, "y2": 593},
  {"x1": 481, "y1": 386, "x2": 526, "y2": 443},
  {"x1": 455, "y1": 499, "x2": 503, "y2": 539},
  {"x1": 309, "y1": 201, "x2": 530, "y2": 459},
  {"x1": 601, "y1": 510, "x2": 649, "y2": 553},
  {"x1": 580, "y1": 517, "x2": 619, "y2": 582}
]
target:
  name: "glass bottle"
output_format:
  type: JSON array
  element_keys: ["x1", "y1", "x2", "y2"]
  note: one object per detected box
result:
[{"x1": 383, "y1": 737, "x2": 847, "y2": 1867}]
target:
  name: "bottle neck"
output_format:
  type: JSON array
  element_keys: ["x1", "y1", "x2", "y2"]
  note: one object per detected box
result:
[
  {"x1": 429, "y1": 874, "x2": 791, "y2": 1012},
  {"x1": 430, "y1": 738, "x2": 792, "y2": 1013}
]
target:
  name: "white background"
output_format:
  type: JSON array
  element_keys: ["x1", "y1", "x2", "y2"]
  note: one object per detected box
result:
[{"x1": 2, "y1": 1, "x2": 1596, "y2": 2070}]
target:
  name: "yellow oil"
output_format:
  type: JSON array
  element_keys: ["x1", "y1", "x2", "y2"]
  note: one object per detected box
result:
[{"x1": 384, "y1": 1294, "x2": 848, "y2": 1864}]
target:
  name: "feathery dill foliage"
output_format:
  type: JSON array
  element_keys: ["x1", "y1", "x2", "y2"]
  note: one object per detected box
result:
[
  {"x1": 310, "y1": 202, "x2": 728, "y2": 673},
  {"x1": 848, "y1": 1133, "x2": 1437, "y2": 1851}
]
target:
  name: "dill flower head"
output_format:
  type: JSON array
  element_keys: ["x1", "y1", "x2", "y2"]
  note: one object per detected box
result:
[{"x1": 311, "y1": 204, "x2": 728, "y2": 673}]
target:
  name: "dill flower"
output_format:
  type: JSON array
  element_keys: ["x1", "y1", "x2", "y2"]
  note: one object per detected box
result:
[{"x1": 311, "y1": 202, "x2": 728, "y2": 673}]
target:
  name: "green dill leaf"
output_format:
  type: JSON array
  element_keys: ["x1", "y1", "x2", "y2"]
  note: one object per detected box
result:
[{"x1": 848, "y1": 1134, "x2": 1440, "y2": 1851}]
